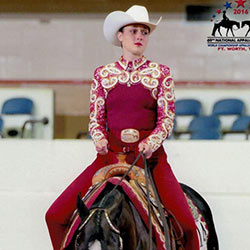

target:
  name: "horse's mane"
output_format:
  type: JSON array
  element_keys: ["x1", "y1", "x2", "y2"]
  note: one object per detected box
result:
[{"x1": 94, "y1": 186, "x2": 123, "y2": 235}]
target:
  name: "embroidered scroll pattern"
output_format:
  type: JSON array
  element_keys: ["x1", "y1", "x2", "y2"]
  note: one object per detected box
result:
[
  {"x1": 89, "y1": 75, "x2": 107, "y2": 144},
  {"x1": 98, "y1": 61, "x2": 161, "y2": 99},
  {"x1": 142, "y1": 68, "x2": 175, "y2": 152}
]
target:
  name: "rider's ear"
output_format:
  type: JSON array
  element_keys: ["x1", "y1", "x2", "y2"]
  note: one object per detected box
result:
[{"x1": 77, "y1": 193, "x2": 90, "y2": 221}]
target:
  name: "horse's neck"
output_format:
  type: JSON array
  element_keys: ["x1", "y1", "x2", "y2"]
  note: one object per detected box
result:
[
  {"x1": 231, "y1": 20, "x2": 239, "y2": 25},
  {"x1": 118, "y1": 201, "x2": 138, "y2": 249}
]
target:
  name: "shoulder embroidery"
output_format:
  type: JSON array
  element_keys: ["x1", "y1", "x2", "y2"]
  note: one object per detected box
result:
[
  {"x1": 96, "y1": 60, "x2": 165, "y2": 100},
  {"x1": 99, "y1": 63, "x2": 121, "y2": 91},
  {"x1": 140, "y1": 62, "x2": 160, "y2": 96}
]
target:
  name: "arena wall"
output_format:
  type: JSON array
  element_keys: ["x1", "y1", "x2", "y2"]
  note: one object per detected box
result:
[{"x1": 0, "y1": 139, "x2": 249, "y2": 250}]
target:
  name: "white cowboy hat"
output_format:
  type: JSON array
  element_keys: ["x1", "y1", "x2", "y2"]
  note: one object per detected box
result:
[{"x1": 103, "y1": 5, "x2": 162, "y2": 46}]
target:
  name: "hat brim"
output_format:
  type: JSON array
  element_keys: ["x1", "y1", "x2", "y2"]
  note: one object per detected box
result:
[{"x1": 103, "y1": 11, "x2": 162, "y2": 46}]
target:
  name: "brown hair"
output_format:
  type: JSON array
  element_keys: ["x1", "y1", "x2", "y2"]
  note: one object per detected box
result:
[{"x1": 118, "y1": 24, "x2": 151, "y2": 33}]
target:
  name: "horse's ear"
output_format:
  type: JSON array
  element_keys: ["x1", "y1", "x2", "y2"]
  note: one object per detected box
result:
[{"x1": 77, "y1": 193, "x2": 90, "y2": 221}]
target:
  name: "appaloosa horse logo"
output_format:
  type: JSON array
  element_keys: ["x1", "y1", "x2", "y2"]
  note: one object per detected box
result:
[
  {"x1": 211, "y1": 10, "x2": 240, "y2": 37},
  {"x1": 207, "y1": 0, "x2": 250, "y2": 51}
]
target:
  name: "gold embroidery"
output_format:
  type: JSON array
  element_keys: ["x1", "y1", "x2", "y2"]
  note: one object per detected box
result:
[
  {"x1": 130, "y1": 71, "x2": 141, "y2": 83},
  {"x1": 118, "y1": 71, "x2": 130, "y2": 84},
  {"x1": 162, "y1": 75, "x2": 174, "y2": 89},
  {"x1": 144, "y1": 74, "x2": 175, "y2": 151},
  {"x1": 89, "y1": 76, "x2": 106, "y2": 144},
  {"x1": 89, "y1": 96, "x2": 106, "y2": 143},
  {"x1": 97, "y1": 60, "x2": 161, "y2": 99},
  {"x1": 141, "y1": 62, "x2": 161, "y2": 78},
  {"x1": 152, "y1": 88, "x2": 158, "y2": 100},
  {"x1": 119, "y1": 56, "x2": 147, "y2": 70}
]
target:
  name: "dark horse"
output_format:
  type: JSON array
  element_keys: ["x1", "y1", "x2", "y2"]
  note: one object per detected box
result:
[
  {"x1": 241, "y1": 20, "x2": 250, "y2": 37},
  {"x1": 212, "y1": 19, "x2": 240, "y2": 37},
  {"x1": 65, "y1": 182, "x2": 219, "y2": 250}
]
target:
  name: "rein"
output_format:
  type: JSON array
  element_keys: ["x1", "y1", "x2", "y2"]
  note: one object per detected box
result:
[
  {"x1": 108, "y1": 152, "x2": 173, "y2": 250},
  {"x1": 143, "y1": 155, "x2": 173, "y2": 250}
]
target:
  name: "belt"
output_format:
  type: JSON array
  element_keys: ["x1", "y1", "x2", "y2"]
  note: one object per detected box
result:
[
  {"x1": 121, "y1": 128, "x2": 140, "y2": 143},
  {"x1": 107, "y1": 129, "x2": 152, "y2": 153}
]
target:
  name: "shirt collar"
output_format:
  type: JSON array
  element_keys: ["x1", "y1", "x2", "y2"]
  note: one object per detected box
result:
[{"x1": 118, "y1": 55, "x2": 147, "y2": 71}]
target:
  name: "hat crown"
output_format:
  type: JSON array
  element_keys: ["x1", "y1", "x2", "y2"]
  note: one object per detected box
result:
[
  {"x1": 126, "y1": 5, "x2": 149, "y2": 22},
  {"x1": 103, "y1": 5, "x2": 161, "y2": 46}
]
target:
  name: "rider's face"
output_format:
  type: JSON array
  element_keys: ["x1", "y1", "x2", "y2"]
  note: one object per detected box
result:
[{"x1": 117, "y1": 24, "x2": 150, "y2": 58}]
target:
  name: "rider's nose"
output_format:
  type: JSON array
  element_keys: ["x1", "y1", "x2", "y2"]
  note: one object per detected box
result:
[{"x1": 136, "y1": 31, "x2": 143, "y2": 41}]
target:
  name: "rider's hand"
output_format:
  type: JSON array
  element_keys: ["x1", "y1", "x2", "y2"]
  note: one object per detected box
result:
[
  {"x1": 95, "y1": 139, "x2": 108, "y2": 155},
  {"x1": 138, "y1": 142, "x2": 153, "y2": 159}
]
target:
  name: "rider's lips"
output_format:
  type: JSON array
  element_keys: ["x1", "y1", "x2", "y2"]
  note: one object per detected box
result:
[{"x1": 134, "y1": 42, "x2": 143, "y2": 46}]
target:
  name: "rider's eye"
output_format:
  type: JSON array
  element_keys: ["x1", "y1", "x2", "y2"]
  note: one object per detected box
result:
[{"x1": 130, "y1": 29, "x2": 137, "y2": 34}]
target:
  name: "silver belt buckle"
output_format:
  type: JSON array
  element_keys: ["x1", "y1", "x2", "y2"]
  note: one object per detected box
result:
[{"x1": 121, "y1": 129, "x2": 140, "y2": 143}]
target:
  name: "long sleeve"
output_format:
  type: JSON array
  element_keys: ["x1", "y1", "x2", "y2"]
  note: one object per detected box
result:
[
  {"x1": 142, "y1": 66, "x2": 175, "y2": 152},
  {"x1": 89, "y1": 67, "x2": 108, "y2": 144}
]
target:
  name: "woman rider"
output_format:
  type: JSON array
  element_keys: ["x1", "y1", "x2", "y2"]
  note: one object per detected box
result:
[{"x1": 46, "y1": 5, "x2": 199, "y2": 250}]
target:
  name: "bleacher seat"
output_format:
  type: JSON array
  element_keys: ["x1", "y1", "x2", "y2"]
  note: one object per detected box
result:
[
  {"x1": 191, "y1": 128, "x2": 221, "y2": 140},
  {"x1": 189, "y1": 115, "x2": 221, "y2": 132},
  {"x1": 174, "y1": 115, "x2": 221, "y2": 140},
  {"x1": 2, "y1": 97, "x2": 34, "y2": 115},
  {"x1": 175, "y1": 99, "x2": 202, "y2": 116},
  {"x1": 189, "y1": 115, "x2": 221, "y2": 140},
  {"x1": 232, "y1": 116, "x2": 250, "y2": 131},
  {"x1": 174, "y1": 99, "x2": 202, "y2": 137},
  {"x1": 1, "y1": 97, "x2": 34, "y2": 138},
  {"x1": 212, "y1": 98, "x2": 245, "y2": 116},
  {"x1": 212, "y1": 98, "x2": 245, "y2": 130},
  {"x1": 223, "y1": 115, "x2": 250, "y2": 140}
]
